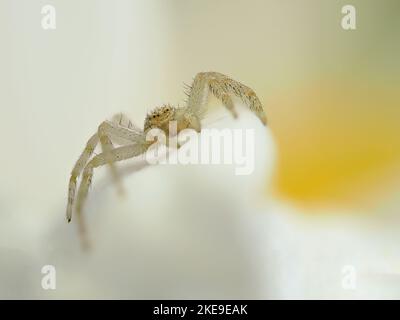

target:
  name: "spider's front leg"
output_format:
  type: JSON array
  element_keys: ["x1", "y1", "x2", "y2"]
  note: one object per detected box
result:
[{"x1": 186, "y1": 72, "x2": 267, "y2": 125}]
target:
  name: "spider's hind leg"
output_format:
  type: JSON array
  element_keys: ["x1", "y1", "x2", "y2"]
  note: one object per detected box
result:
[
  {"x1": 98, "y1": 113, "x2": 142, "y2": 196},
  {"x1": 75, "y1": 140, "x2": 150, "y2": 239},
  {"x1": 67, "y1": 114, "x2": 143, "y2": 224},
  {"x1": 67, "y1": 133, "x2": 99, "y2": 223}
]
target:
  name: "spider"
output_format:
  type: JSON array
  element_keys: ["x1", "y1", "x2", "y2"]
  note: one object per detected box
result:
[{"x1": 66, "y1": 71, "x2": 267, "y2": 235}]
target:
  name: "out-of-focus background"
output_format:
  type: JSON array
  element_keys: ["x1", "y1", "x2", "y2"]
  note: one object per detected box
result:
[{"x1": 0, "y1": 0, "x2": 399, "y2": 299}]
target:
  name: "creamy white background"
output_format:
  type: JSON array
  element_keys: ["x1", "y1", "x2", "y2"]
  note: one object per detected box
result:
[{"x1": 0, "y1": 0, "x2": 399, "y2": 299}]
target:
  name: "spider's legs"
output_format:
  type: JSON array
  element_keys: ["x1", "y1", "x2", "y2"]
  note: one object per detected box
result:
[
  {"x1": 97, "y1": 132, "x2": 123, "y2": 195},
  {"x1": 97, "y1": 114, "x2": 139, "y2": 195},
  {"x1": 223, "y1": 75, "x2": 267, "y2": 125},
  {"x1": 67, "y1": 133, "x2": 99, "y2": 223},
  {"x1": 187, "y1": 72, "x2": 267, "y2": 125},
  {"x1": 67, "y1": 117, "x2": 144, "y2": 223},
  {"x1": 209, "y1": 79, "x2": 237, "y2": 118},
  {"x1": 75, "y1": 141, "x2": 150, "y2": 234}
]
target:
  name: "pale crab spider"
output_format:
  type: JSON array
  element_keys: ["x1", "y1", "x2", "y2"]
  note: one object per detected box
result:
[{"x1": 66, "y1": 72, "x2": 267, "y2": 234}]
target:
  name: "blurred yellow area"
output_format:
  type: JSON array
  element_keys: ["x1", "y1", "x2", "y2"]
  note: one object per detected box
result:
[
  {"x1": 270, "y1": 77, "x2": 400, "y2": 207},
  {"x1": 164, "y1": 0, "x2": 400, "y2": 209}
]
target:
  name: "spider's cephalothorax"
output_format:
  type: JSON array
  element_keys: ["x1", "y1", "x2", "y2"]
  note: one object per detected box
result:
[
  {"x1": 144, "y1": 104, "x2": 201, "y2": 135},
  {"x1": 144, "y1": 104, "x2": 176, "y2": 133},
  {"x1": 66, "y1": 71, "x2": 267, "y2": 243}
]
